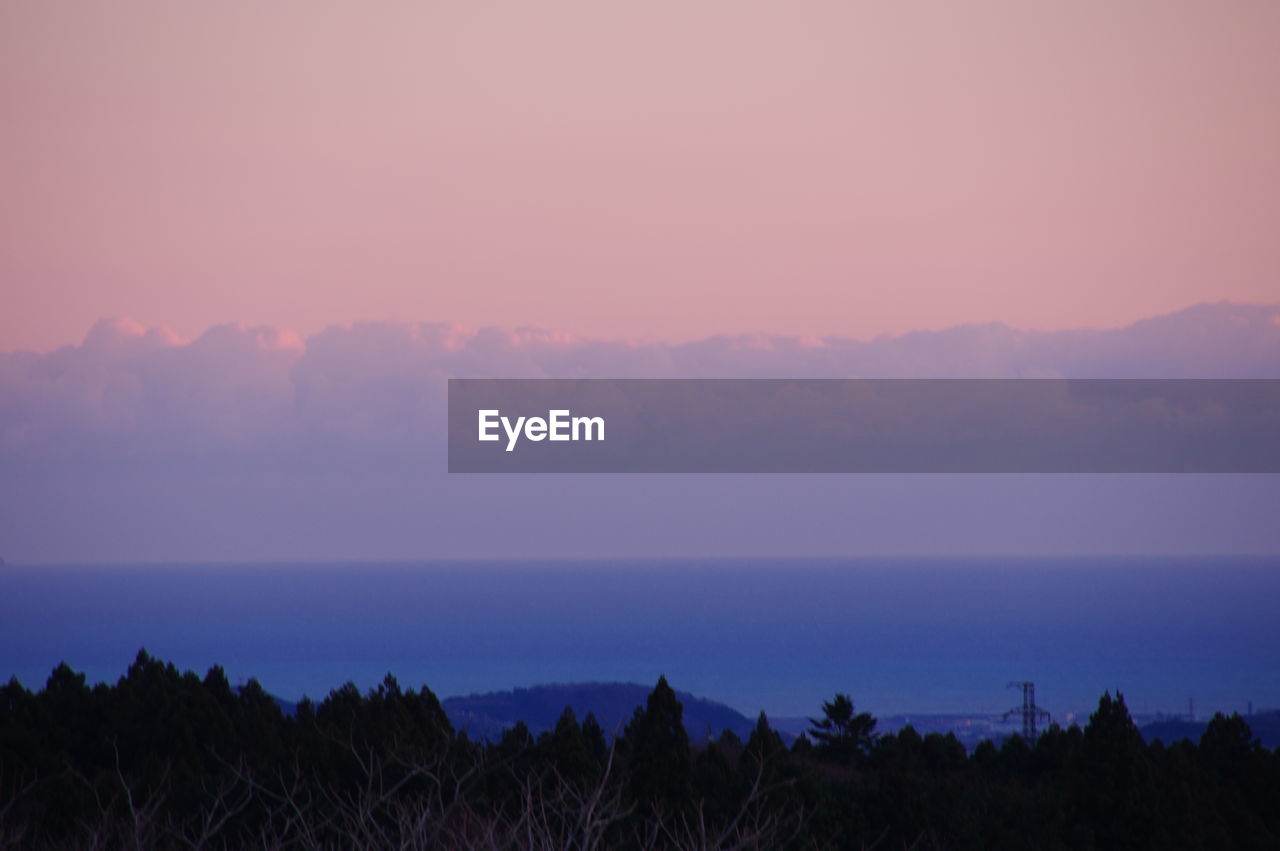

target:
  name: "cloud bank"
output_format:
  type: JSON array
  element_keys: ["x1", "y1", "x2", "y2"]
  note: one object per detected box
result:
[
  {"x1": 2, "y1": 303, "x2": 1278, "y2": 562},
  {"x1": 5, "y1": 302, "x2": 1279, "y2": 457}
]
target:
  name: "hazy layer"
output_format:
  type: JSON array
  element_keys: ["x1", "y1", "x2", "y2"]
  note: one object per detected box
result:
[{"x1": 2, "y1": 558, "x2": 1275, "y2": 719}]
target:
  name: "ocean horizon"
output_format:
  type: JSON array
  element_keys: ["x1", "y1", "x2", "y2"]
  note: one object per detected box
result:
[{"x1": 3, "y1": 556, "x2": 1277, "y2": 722}]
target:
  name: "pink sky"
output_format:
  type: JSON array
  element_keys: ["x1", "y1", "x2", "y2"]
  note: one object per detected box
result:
[{"x1": 2, "y1": 0, "x2": 1278, "y2": 352}]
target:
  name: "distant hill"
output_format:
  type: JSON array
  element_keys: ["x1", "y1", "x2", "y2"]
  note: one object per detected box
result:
[
  {"x1": 1141, "y1": 711, "x2": 1280, "y2": 750},
  {"x1": 234, "y1": 684, "x2": 297, "y2": 718},
  {"x1": 443, "y1": 682, "x2": 756, "y2": 741}
]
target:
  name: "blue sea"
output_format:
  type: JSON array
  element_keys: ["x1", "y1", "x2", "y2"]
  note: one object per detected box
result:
[{"x1": 1, "y1": 558, "x2": 1277, "y2": 721}]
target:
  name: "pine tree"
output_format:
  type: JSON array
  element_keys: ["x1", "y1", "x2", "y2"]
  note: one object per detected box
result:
[
  {"x1": 808, "y1": 693, "x2": 876, "y2": 763},
  {"x1": 623, "y1": 676, "x2": 692, "y2": 810}
]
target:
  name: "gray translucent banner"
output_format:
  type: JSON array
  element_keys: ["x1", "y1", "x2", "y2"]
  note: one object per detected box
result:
[{"x1": 448, "y1": 379, "x2": 1280, "y2": 473}]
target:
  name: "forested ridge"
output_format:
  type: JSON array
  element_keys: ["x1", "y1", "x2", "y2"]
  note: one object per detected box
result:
[{"x1": 2, "y1": 651, "x2": 1277, "y2": 849}]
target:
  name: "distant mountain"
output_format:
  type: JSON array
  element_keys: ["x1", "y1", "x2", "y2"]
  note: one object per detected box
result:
[
  {"x1": 1141, "y1": 711, "x2": 1280, "y2": 750},
  {"x1": 443, "y1": 682, "x2": 756, "y2": 742},
  {"x1": 234, "y1": 684, "x2": 297, "y2": 718}
]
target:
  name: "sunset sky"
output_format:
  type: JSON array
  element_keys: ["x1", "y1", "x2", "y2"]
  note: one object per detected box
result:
[
  {"x1": 2, "y1": 1, "x2": 1279, "y2": 563},
  {"x1": 3, "y1": 0, "x2": 1279, "y2": 352}
]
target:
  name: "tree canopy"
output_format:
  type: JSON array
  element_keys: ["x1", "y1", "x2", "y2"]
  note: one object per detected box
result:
[{"x1": 1, "y1": 655, "x2": 1277, "y2": 849}]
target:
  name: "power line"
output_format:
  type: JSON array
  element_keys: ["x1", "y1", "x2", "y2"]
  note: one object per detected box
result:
[{"x1": 1003, "y1": 681, "x2": 1051, "y2": 741}]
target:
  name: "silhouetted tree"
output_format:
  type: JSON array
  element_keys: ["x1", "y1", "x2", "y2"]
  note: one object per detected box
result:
[
  {"x1": 808, "y1": 693, "x2": 876, "y2": 763},
  {"x1": 1079, "y1": 690, "x2": 1162, "y2": 849},
  {"x1": 3, "y1": 654, "x2": 1279, "y2": 850},
  {"x1": 622, "y1": 675, "x2": 691, "y2": 812}
]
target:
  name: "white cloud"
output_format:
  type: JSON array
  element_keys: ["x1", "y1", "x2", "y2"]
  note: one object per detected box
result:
[
  {"x1": 3, "y1": 302, "x2": 1279, "y2": 460},
  {"x1": 1, "y1": 303, "x2": 1277, "y2": 562}
]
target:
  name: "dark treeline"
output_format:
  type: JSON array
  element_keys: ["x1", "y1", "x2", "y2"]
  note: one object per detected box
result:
[{"x1": 1, "y1": 652, "x2": 1278, "y2": 849}]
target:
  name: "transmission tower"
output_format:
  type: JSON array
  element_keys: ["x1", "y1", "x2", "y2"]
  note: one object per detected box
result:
[{"x1": 1002, "y1": 681, "x2": 1051, "y2": 740}]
